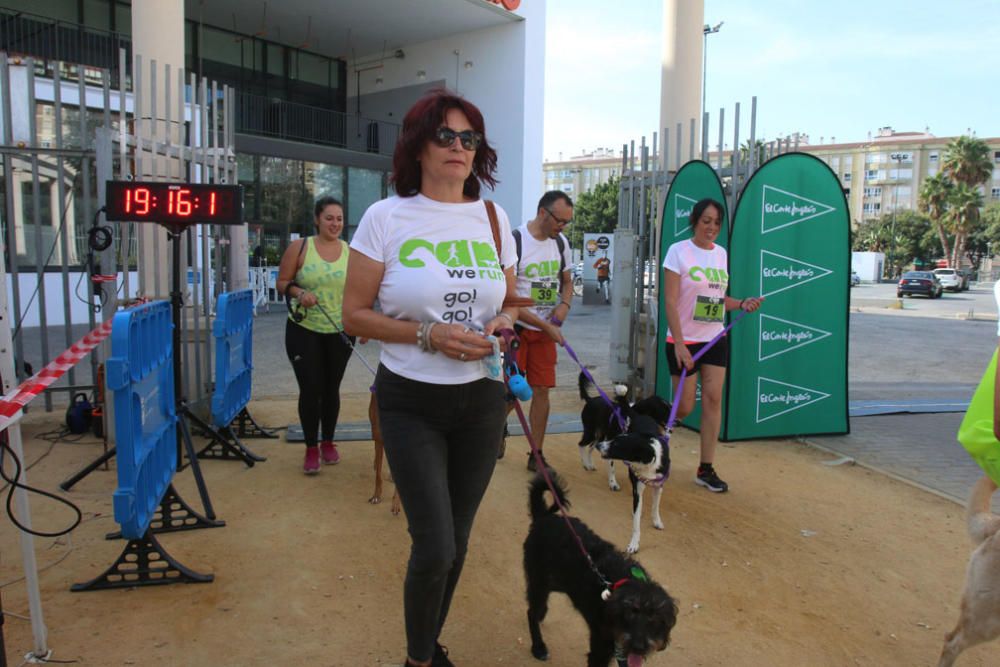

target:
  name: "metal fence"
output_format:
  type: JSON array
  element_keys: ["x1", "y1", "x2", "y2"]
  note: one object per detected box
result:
[
  {"x1": 234, "y1": 90, "x2": 400, "y2": 156},
  {"x1": 0, "y1": 50, "x2": 239, "y2": 414}
]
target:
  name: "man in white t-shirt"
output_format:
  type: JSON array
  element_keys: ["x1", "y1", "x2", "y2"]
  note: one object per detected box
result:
[{"x1": 505, "y1": 191, "x2": 575, "y2": 470}]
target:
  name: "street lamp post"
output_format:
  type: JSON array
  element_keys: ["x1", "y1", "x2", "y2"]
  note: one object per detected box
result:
[
  {"x1": 889, "y1": 152, "x2": 907, "y2": 279},
  {"x1": 702, "y1": 22, "x2": 723, "y2": 119}
]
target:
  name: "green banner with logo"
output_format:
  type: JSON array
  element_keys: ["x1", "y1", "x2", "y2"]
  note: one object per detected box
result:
[
  {"x1": 723, "y1": 152, "x2": 849, "y2": 440},
  {"x1": 655, "y1": 160, "x2": 728, "y2": 430}
]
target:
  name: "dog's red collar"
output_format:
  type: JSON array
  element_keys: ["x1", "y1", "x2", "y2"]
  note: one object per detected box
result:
[{"x1": 611, "y1": 578, "x2": 630, "y2": 591}]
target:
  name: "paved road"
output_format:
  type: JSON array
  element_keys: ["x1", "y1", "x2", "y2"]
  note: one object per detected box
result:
[{"x1": 17, "y1": 280, "x2": 1000, "y2": 504}]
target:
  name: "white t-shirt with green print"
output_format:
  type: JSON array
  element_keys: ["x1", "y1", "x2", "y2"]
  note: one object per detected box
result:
[
  {"x1": 663, "y1": 239, "x2": 729, "y2": 343},
  {"x1": 351, "y1": 194, "x2": 517, "y2": 385},
  {"x1": 512, "y1": 227, "x2": 573, "y2": 331}
]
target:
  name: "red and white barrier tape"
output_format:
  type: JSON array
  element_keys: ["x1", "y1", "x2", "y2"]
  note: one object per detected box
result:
[{"x1": 0, "y1": 318, "x2": 114, "y2": 431}]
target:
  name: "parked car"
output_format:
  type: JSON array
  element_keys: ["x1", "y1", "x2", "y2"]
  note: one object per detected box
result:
[
  {"x1": 957, "y1": 268, "x2": 974, "y2": 290},
  {"x1": 850, "y1": 271, "x2": 861, "y2": 287},
  {"x1": 897, "y1": 270, "x2": 943, "y2": 298},
  {"x1": 933, "y1": 268, "x2": 962, "y2": 292}
]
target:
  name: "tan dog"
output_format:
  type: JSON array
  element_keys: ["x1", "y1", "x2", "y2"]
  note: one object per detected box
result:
[
  {"x1": 367, "y1": 392, "x2": 401, "y2": 515},
  {"x1": 938, "y1": 475, "x2": 1000, "y2": 666}
]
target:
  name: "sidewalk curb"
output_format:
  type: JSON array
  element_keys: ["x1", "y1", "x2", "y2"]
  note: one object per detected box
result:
[{"x1": 797, "y1": 436, "x2": 965, "y2": 507}]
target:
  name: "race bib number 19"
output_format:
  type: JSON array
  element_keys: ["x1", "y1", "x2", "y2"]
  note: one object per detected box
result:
[
  {"x1": 531, "y1": 280, "x2": 559, "y2": 306},
  {"x1": 693, "y1": 295, "x2": 724, "y2": 322}
]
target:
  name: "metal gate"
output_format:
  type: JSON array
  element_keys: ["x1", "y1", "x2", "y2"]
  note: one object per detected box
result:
[
  {"x1": 610, "y1": 98, "x2": 802, "y2": 397},
  {"x1": 0, "y1": 50, "x2": 241, "y2": 412}
]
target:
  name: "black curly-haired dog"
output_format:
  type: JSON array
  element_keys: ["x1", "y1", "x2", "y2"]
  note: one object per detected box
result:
[{"x1": 524, "y1": 473, "x2": 677, "y2": 666}]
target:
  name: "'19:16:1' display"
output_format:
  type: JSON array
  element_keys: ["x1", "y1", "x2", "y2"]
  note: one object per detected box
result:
[{"x1": 104, "y1": 181, "x2": 244, "y2": 225}]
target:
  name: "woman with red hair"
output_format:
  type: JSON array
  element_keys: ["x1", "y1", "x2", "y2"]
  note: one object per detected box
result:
[{"x1": 343, "y1": 89, "x2": 519, "y2": 667}]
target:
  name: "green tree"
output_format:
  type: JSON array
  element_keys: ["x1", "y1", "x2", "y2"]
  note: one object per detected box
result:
[
  {"x1": 855, "y1": 210, "x2": 938, "y2": 275},
  {"x1": 567, "y1": 176, "x2": 620, "y2": 250},
  {"x1": 946, "y1": 182, "x2": 984, "y2": 269},
  {"x1": 918, "y1": 171, "x2": 953, "y2": 264},
  {"x1": 941, "y1": 136, "x2": 992, "y2": 267}
]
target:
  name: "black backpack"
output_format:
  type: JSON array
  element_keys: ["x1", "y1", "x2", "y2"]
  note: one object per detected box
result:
[{"x1": 512, "y1": 228, "x2": 567, "y2": 287}]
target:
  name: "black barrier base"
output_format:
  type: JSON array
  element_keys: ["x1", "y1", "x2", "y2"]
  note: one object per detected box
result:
[
  {"x1": 187, "y1": 408, "x2": 265, "y2": 466},
  {"x1": 232, "y1": 406, "x2": 279, "y2": 439},
  {"x1": 60, "y1": 445, "x2": 116, "y2": 491},
  {"x1": 105, "y1": 483, "x2": 224, "y2": 539},
  {"x1": 70, "y1": 529, "x2": 213, "y2": 591}
]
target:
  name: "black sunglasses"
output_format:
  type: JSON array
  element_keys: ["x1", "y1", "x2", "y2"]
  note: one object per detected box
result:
[{"x1": 433, "y1": 126, "x2": 483, "y2": 151}]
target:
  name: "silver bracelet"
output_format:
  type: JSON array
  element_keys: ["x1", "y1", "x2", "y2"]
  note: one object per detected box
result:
[
  {"x1": 425, "y1": 321, "x2": 439, "y2": 352},
  {"x1": 496, "y1": 312, "x2": 514, "y2": 327},
  {"x1": 416, "y1": 321, "x2": 438, "y2": 354}
]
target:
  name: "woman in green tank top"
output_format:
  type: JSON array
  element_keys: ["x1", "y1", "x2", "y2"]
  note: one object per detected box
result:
[{"x1": 277, "y1": 197, "x2": 354, "y2": 474}]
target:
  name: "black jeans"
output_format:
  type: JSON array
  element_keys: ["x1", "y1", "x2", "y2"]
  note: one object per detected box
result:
[
  {"x1": 374, "y1": 364, "x2": 506, "y2": 662},
  {"x1": 284, "y1": 319, "x2": 354, "y2": 447}
]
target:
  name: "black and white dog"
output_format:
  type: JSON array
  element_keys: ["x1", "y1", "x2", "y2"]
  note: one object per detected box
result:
[
  {"x1": 524, "y1": 473, "x2": 677, "y2": 667},
  {"x1": 578, "y1": 372, "x2": 672, "y2": 495},
  {"x1": 596, "y1": 414, "x2": 670, "y2": 554}
]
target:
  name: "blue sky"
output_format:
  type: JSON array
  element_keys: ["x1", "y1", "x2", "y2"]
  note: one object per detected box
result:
[{"x1": 544, "y1": 0, "x2": 1000, "y2": 161}]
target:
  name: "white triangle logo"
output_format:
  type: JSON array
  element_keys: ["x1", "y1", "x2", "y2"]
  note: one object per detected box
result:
[
  {"x1": 758, "y1": 314, "x2": 832, "y2": 361},
  {"x1": 760, "y1": 185, "x2": 836, "y2": 234},
  {"x1": 673, "y1": 194, "x2": 697, "y2": 237},
  {"x1": 756, "y1": 376, "x2": 831, "y2": 423},
  {"x1": 759, "y1": 250, "x2": 833, "y2": 298}
]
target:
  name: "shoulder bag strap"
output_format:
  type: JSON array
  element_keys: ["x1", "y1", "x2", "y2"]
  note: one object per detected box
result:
[{"x1": 485, "y1": 200, "x2": 535, "y2": 309}]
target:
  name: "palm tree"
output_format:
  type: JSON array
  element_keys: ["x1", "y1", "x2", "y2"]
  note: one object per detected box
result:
[
  {"x1": 947, "y1": 182, "x2": 984, "y2": 268},
  {"x1": 918, "y1": 172, "x2": 953, "y2": 264},
  {"x1": 942, "y1": 136, "x2": 992, "y2": 188},
  {"x1": 941, "y1": 136, "x2": 992, "y2": 268}
]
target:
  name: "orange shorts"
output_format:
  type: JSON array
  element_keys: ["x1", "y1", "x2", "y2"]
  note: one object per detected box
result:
[{"x1": 515, "y1": 328, "x2": 558, "y2": 388}]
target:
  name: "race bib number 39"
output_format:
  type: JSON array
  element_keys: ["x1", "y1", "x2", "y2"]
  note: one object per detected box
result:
[
  {"x1": 693, "y1": 295, "x2": 724, "y2": 322},
  {"x1": 531, "y1": 280, "x2": 559, "y2": 306}
]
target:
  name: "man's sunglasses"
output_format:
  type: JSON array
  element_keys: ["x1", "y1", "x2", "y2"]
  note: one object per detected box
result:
[{"x1": 433, "y1": 127, "x2": 483, "y2": 151}]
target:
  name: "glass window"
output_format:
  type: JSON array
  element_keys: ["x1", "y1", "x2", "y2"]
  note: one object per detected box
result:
[
  {"x1": 843, "y1": 173, "x2": 851, "y2": 182},
  {"x1": 346, "y1": 167, "x2": 384, "y2": 241},
  {"x1": 202, "y1": 26, "x2": 243, "y2": 68},
  {"x1": 294, "y1": 51, "x2": 329, "y2": 86},
  {"x1": 114, "y1": 2, "x2": 131, "y2": 34},
  {"x1": 31, "y1": 0, "x2": 78, "y2": 22},
  {"x1": 83, "y1": 0, "x2": 111, "y2": 30},
  {"x1": 929, "y1": 152, "x2": 939, "y2": 162},
  {"x1": 992, "y1": 187, "x2": 1000, "y2": 200},
  {"x1": 267, "y1": 43, "x2": 284, "y2": 76}
]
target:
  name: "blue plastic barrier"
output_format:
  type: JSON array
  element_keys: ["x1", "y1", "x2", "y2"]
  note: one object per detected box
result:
[
  {"x1": 211, "y1": 289, "x2": 254, "y2": 428},
  {"x1": 106, "y1": 300, "x2": 177, "y2": 540}
]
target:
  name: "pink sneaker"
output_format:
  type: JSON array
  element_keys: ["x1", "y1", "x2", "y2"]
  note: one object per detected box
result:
[
  {"x1": 303, "y1": 447, "x2": 321, "y2": 474},
  {"x1": 320, "y1": 441, "x2": 340, "y2": 465}
]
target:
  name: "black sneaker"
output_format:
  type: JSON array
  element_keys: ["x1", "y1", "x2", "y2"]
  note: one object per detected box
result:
[
  {"x1": 695, "y1": 467, "x2": 729, "y2": 493},
  {"x1": 432, "y1": 643, "x2": 454, "y2": 667},
  {"x1": 527, "y1": 451, "x2": 548, "y2": 472}
]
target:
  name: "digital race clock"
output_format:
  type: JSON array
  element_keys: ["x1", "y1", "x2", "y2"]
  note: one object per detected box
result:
[{"x1": 105, "y1": 181, "x2": 244, "y2": 225}]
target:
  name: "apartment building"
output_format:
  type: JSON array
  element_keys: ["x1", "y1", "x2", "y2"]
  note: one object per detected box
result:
[{"x1": 798, "y1": 127, "x2": 1000, "y2": 223}]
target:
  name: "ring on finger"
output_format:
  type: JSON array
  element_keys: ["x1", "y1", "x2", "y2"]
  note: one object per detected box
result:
[
  {"x1": 462, "y1": 326, "x2": 471, "y2": 334},
  {"x1": 459, "y1": 352, "x2": 467, "y2": 361}
]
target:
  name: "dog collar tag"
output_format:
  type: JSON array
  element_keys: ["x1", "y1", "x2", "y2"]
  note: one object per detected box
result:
[{"x1": 601, "y1": 588, "x2": 612, "y2": 601}]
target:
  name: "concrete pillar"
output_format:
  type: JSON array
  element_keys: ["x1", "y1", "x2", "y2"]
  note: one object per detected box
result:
[
  {"x1": 132, "y1": 0, "x2": 183, "y2": 299},
  {"x1": 659, "y1": 0, "x2": 703, "y2": 171}
]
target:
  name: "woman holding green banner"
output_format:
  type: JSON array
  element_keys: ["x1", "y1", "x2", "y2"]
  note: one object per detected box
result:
[{"x1": 663, "y1": 198, "x2": 762, "y2": 493}]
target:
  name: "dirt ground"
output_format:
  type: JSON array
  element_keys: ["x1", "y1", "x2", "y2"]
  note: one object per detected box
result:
[{"x1": 1, "y1": 389, "x2": 994, "y2": 667}]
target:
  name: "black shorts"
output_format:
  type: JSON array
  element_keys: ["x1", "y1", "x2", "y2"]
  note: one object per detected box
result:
[{"x1": 666, "y1": 337, "x2": 729, "y2": 376}]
